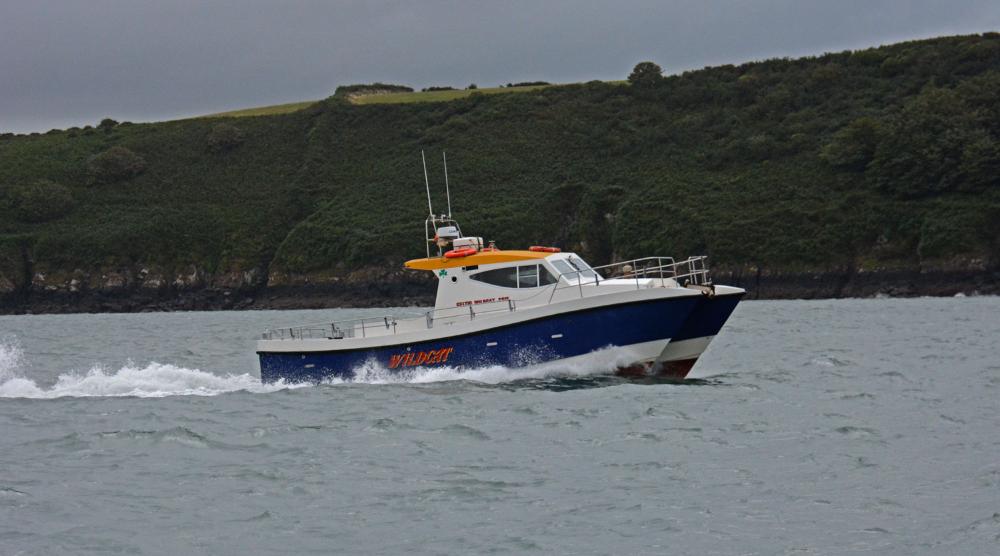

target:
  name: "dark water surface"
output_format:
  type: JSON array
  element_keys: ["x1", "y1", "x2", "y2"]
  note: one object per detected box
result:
[{"x1": 1, "y1": 298, "x2": 998, "y2": 555}]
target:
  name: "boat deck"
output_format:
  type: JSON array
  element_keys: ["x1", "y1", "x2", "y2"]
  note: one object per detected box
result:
[{"x1": 261, "y1": 256, "x2": 713, "y2": 342}]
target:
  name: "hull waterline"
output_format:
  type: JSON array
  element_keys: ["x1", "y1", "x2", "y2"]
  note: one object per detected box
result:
[
  {"x1": 258, "y1": 294, "x2": 703, "y2": 383},
  {"x1": 654, "y1": 290, "x2": 744, "y2": 377}
]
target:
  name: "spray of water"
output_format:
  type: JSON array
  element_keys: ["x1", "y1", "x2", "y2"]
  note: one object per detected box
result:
[
  {"x1": 0, "y1": 339, "x2": 24, "y2": 383},
  {"x1": 326, "y1": 345, "x2": 637, "y2": 385},
  {"x1": 0, "y1": 338, "x2": 301, "y2": 399}
]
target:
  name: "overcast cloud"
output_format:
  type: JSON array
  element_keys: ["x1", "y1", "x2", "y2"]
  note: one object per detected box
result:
[{"x1": 2, "y1": 0, "x2": 999, "y2": 133}]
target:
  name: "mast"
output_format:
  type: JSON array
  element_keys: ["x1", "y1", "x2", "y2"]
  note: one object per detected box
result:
[
  {"x1": 443, "y1": 151, "x2": 452, "y2": 217},
  {"x1": 421, "y1": 150, "x2": 434, "y2": 217}
]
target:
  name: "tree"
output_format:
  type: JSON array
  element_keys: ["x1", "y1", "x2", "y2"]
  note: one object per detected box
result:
[
  {"x1": 820, "y1": 117, "x2": 883, "y2": 171},
  {"x1": 87, "y1": 146, "x2": 147, "y2": 184},
  {"x1": 867, "y1": 87, "x2": 996, "y2": 197},
  {"x1": 628, "y1": 62, "x2": 664, "y2": 87}
]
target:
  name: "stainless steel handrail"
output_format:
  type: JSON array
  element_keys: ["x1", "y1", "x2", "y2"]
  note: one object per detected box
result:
[
  {"x1": 261, "y1": 298, "x2": 517, "y2": 340},
  {"x1": 261, "y1": 314, "x2": 401, "y2": 340},
  {"x1": 547, "y1": 255, "x2": 711, "y2": 301},
  {"x1": 591, "y1": 255, "x2": 710, "y2": 285}
]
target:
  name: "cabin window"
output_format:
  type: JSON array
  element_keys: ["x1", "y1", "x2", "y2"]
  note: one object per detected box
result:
[
  {"x1": 470, "y1": 264, "x2": 558, "y2": 288},
  {"x1": 518, "y1": 265, "x2": 538, "y2": 288},
  {"x1": 551, "y1": 260, "x2": 574, "y2": 277},
  {"x1": 568, "y1": 257, "x2": 598, "y2": 279},
  {"x1": 470, "y1": 267, "x2": 518, "y2": 288},
  {"x1": 539, "y1": 265, "x2": 557, "y2": 285},
  {"x1": 551, "y1": 258, "x2": 598, "y2": 281}
]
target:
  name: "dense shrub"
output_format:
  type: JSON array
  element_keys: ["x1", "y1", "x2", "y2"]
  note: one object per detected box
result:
[
  {"x1": 86, "y1": 146, "x2": 147, "y2": 184},
  {"x1": 8, "y1": 180, "x2": 75, "y2": 222},
  {"x1": 206, "y1": 123, "x2": 246, "y2": 153},
  {"x1": 98, "y1": 118, "x2": 118, "y2": 131},
  {"x1": 335, "y1": 83, "x2": 413, "y2": 96},
  {"x1": 869, "y1": 86, "x2": 999, "y2": 197},
  {"x1": 820, "y1": 118, "x2": 882, "y2": 171},
  {"x1": 422, "y1": 86, "x2": 456, "y2": 92}
]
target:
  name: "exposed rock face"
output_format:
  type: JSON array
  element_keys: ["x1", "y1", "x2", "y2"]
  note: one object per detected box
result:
[
  {"x1": 171, "y1": 266, "x2": 203, "y2": 289},
  {"x1": 214, "y1": 267, "x2": 265, "y2": 290},
  {"x1": 713, "y1": 265, "x2": 1000, "y2": 299},
  {"x1": 0, "y1": 257, "x2": 996, "y2": 314},
  {"x1": 0, "y1": 274, "x2": 17, "y2": 295},
  {"x1": 259, "y1": 266, "x2": 436, "y2": 309},
  {"x1": 100, "y1": 271, "x2": 131, "y2": 292}
]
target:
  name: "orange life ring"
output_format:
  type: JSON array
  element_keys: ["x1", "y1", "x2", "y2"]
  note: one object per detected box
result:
[
  {"x1": 444, "y1": 248, "x2": 477, "y2": 258},
  {"x1": 528, "y1": 246, "x2": 561, "y2": 253}
]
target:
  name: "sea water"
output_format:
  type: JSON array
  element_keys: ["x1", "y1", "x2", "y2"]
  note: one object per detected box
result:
[{"x1": 1, "y1": 298, "x2": 998, "y2": 555}]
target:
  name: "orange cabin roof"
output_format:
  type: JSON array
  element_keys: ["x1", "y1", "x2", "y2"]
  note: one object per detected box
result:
[{"x1": 404, "y1": 250, "x2": 552, "y2": 271}]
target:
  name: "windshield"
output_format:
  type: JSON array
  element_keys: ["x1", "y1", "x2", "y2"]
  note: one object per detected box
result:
[{"x1": 551, "y1": 257, "x2": 599, "y2": 281}]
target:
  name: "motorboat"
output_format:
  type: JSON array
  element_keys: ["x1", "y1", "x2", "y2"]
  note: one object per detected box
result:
[{"x1": 257, "y1": 155, "x2": 744, "y2": 382}]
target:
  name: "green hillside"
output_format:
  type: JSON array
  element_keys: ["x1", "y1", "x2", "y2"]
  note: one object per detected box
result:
[{"x1": 1, "y1": 34, "x2": 998, "y2": 308}]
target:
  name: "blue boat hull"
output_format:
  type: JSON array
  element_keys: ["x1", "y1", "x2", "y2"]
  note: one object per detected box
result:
[
  {"x1": 258, "y1": 296, "x2": 707, "y2": 383},
  {"x1": 646, "y1": 291, "x2": 744, "y2": 377},
  {"x1": 672, "y1": 292, "x2": 744, "y2": 342}
]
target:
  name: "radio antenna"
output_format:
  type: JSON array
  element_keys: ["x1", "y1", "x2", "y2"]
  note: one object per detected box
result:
[
  {"x1": 421, "y1": 150, "x2": 434, "y2": 217},
  {"x1": 442, "y1": 151, "x2": 452, "y2": 217}
]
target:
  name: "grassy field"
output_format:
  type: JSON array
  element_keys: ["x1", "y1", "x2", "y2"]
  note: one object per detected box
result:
[
  {"x1": 197, "y1": 85, "x2": 556, "y2": 117},
  {"x1": 204, "y1": 100, "x2": 318, "y2": 118},
  {"x1": 197, "y1": 77, "x2": 637, "y2": 116},
  {"x1": 350, "y1": 84, "x2": 557, "y2": 104}
]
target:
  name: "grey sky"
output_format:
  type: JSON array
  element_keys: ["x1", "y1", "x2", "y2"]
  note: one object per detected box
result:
[{"x1": 2, "y1": 0, "x2": 998, "y2": 133}]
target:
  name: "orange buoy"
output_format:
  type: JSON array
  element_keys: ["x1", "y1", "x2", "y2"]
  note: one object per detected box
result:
[
  {"x1": 444, "y1": 248, "x2": 477, "y2": 258},
  {"x1": 529, "y1": 246, "x2": 561, "y2": 253}
]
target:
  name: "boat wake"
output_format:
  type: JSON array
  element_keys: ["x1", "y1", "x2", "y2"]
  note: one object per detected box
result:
[
  {"x1": 0, "y1": 340, "x2": 299, "y2": 399},
  {"x1": 0, "y1": 339, "x2": 644, "y2": 399},
  {"x1": 332, "y1": 346, "x2": 641, "y2": 386}
]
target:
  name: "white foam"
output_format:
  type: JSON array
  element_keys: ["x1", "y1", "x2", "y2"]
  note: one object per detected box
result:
[
  {"x1": 2, "y1": 363, "x2": 307, "y2": 399},
  {"x1": 0, "y1": 338, "x2": 626, "y2": 399},
  {"x1": 0, "y1": 338, "x2": 302, "y2": 399},
  {"x1": 326, "y1": 345, "x2": 632, "y2": 385}
]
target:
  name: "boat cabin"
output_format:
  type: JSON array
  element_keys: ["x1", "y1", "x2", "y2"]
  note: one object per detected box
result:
[{"x1": 406, "y1": 248, "x2": 604, "y2": 311}]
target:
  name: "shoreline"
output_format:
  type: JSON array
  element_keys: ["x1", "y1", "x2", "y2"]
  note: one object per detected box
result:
[{"x1": 2, "y1": 268, "x2": 996, "y2": 315}]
